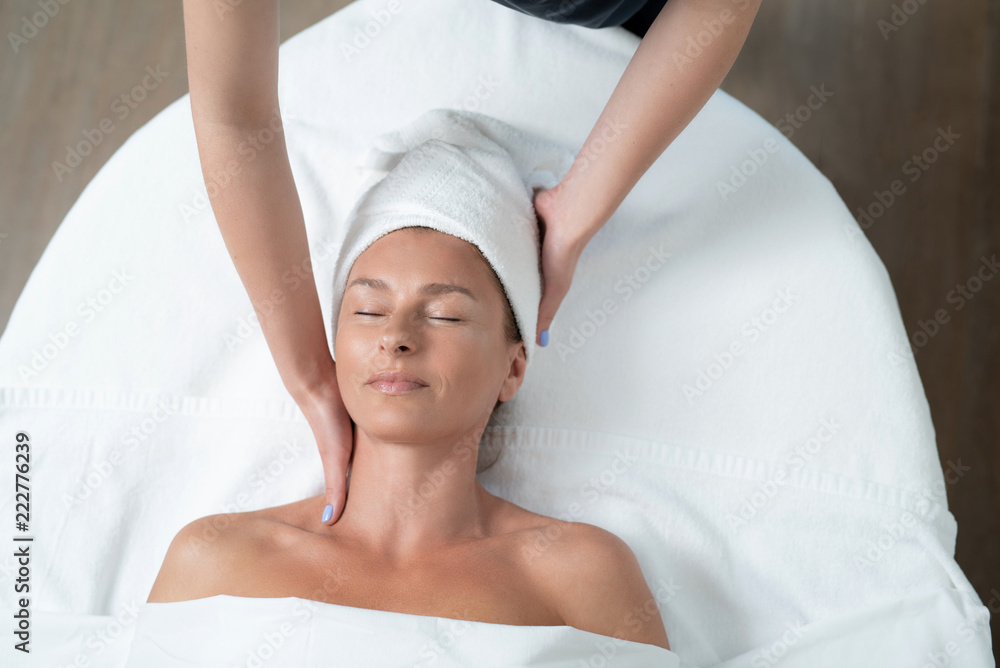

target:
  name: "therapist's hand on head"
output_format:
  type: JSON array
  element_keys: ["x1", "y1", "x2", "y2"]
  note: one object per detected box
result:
[
  {"x1": 532, "y1": 184, "x2": 593, "y2": 349},
  {"x1": 531, "y1": 0, "x2": 763, "y2": 350}
]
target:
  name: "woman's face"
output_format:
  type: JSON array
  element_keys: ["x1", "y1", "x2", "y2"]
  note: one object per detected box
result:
[{"x1": 336, "y1": 227, "x2": 525, "y2": 444}]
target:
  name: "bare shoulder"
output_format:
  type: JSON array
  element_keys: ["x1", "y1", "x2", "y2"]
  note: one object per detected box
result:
[
  {"x1": 146, "y1": 512, "x2": 270, "y2": 603},
  {"x1": 522, "y1": 520, "x2": 671, "y2": 651}
]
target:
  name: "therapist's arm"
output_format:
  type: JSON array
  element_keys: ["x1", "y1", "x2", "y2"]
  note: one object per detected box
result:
[
  {"x1": 533, "y1": 0, "x2": 762, "y2": 340},
  {"x1": 561, "y1": 0, "x2": 762, "y2": 236},
  {"x1": 181, "y1": 0, "x2": 352, "y2": 524}
]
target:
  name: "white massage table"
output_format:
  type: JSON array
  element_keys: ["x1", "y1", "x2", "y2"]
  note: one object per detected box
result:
[{"x1": 0, "y1": 0, "x2": 993, "y2": 665}]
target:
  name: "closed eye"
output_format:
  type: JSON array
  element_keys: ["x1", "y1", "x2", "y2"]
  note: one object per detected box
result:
[{"x1": 355, "y1": 311, "x2": 460, "y2": 322}]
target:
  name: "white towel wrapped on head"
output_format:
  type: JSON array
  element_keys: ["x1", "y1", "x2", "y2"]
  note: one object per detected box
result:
[{"x1": 330, "y1": 108, "x2": 576, "y2": 367}]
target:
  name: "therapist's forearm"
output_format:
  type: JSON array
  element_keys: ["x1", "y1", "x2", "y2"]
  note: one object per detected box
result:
[
  {"x1": 560, "y1": 0, "x2": 761, "y2": 239},
  {"x1": 197, "y1": 120, "x2": 336, "y2": 401},
  {"x1": 182, "y1": 0, "x2": 335, "y2": 403}
]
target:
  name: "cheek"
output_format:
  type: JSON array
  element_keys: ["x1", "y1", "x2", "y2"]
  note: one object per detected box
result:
[
  {"x1": 449, "y1": 341, "x2": 506, "y2": 401},
  {"x1": 335, "y1": 329, "x2": 368, "y2": 383}
]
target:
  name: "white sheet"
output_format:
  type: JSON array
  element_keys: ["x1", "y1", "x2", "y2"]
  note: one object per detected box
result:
[
  {"x1": 119, "y1": 595, "x2": 680, "y2": 667},
  {"x1": 0, "y1": 0, "x2": 993, "y2": 665}
]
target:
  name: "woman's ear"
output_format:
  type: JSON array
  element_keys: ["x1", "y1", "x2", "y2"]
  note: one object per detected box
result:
[{"x1": 497, "y1": 342, "x2": 527, "y2": 402}]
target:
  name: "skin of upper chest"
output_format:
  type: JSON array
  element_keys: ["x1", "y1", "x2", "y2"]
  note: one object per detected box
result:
[{"x1": 224, "y1": 512, "x2": 566, "y2": 627}]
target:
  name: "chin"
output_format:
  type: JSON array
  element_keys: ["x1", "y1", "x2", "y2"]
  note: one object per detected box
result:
[{"x1": 354, "y1": 407, "x2": 438, "y2": 444}]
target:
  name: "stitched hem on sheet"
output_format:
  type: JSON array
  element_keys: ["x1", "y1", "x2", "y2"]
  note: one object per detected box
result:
[{"x1": 0, "y1": 386, "x2": 947, "y2": 522}]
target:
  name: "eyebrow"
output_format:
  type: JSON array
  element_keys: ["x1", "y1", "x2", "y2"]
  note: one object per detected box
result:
[{"x1": 346, "y1": 277, "x2": 478, "y2": 301}]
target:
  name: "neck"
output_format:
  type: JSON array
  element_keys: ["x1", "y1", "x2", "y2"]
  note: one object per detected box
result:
[{"x1": 329, "y1": 423, "x2": 498, "y2": 562}]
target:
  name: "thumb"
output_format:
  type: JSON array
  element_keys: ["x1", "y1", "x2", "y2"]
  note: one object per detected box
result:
[
  {"x1": 536, "y1": 271, "x2": 571, "y2": 346},
  {"x1": 322, "y1": 470, "x2": 347, "y2": 525},
  {"x1": 318, "y1": 421, "x2": 354, "y2": 525}
]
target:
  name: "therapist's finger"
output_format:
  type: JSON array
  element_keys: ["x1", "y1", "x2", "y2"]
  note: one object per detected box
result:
[
  {"x1": 300, "y1": 384, "x2": 354, "y2": 526},
  {"x1": 318, "y1": 415, "x2": 354, "y2": 525},
  {"x1": 532, "y1": 185, "x2": 587, "y2": 347},
  {"x1": 536, "y1": 242, "x2": 577, "y2": 347}
]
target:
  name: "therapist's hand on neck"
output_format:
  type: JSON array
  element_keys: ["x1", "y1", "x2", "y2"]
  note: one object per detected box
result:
[
  {"x1": 181, "y1": 0, "x2": 357, "y2": 527},
  {"x1": 297, "y1": 374, "x2": 354, "y2": 526}
]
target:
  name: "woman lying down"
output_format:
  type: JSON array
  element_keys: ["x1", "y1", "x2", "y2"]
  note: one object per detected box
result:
[{"x1": 123, "y1": 110, "x2": 679, "y2": 667}]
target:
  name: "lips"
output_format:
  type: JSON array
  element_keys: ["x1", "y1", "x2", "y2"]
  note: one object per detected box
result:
[
  {"x1": 367, "y1": 370, "x2": 428, "y2": 395},
  {"x1": 367, "y1": 370, "x2": 427, "y2": 385}
]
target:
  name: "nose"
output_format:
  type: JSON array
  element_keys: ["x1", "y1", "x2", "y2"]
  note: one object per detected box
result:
[{"x1": 378, "y1": 313, "x2": 416, "y2": 354}]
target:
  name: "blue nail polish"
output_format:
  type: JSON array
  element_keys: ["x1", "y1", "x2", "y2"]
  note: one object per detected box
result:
[
  {"x1": 322, "y1": 504, "x2": 333, "y2": 523},
  {"x1": 540, "y1": 330, "x2": 549, "y2": 347}
]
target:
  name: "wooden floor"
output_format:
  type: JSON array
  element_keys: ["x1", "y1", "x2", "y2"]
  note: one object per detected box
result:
[{"x1": 1, "y1": 0, "x2": 997, "y2": 649}]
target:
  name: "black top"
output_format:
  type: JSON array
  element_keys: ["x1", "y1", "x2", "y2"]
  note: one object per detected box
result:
[{"x1": 488, "y1": 0, "x2": 655, "y2": 29}]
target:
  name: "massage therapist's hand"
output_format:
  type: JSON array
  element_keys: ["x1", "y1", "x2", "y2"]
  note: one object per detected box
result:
[
  {"x1": 182, "y1": 0, "x2": 357, "y2": 526},
  {"x1": 532, "y1": 183, "x2": 595, "y2": 348},
  {"x1": 296, "y1": 375, "x2": 354, "y2": 526},
  {"x1": 532, "y1": 0, "x2": 763, "y2": 350}
]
